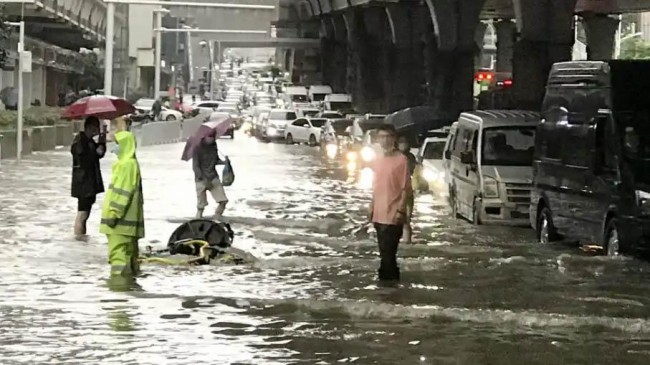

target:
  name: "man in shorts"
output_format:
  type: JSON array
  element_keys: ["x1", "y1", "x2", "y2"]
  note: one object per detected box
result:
[
  {"x1": 193, "y1": 131, "x2": 228, "y2": 219},
  {"x1": 71, "y1": 116, "x2": 106, "y2": 239}
]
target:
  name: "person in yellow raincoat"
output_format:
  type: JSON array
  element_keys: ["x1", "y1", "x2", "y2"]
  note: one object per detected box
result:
[{"x1": 100, "y1": 130, "x2": 145, "y2": 277}]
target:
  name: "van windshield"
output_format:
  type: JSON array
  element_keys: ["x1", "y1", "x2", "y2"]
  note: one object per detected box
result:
[
  {"x1": 423, "y1": 141, "x2": 446, "y2": 160},
  {"x1": 482, "y1": 127, "x2": 535, "y2": 166},
  {"x1": 617, "y1": 111, "x2": 650, "y2": 160}
]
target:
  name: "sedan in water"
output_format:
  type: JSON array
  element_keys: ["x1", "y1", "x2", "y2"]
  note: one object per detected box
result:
[{"x1": 285, "y1": 117, "x2": 327, "y2": 146}]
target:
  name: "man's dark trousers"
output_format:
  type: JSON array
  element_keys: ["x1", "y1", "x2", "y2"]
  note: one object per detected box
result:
[{"x1": 374, "y1": 223, "x2": 403, "y2": 281}]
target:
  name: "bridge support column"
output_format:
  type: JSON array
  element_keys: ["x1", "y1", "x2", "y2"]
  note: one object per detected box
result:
[
  {"x1": 512, "y1": 0, "x2": 577, "y2": 110},
  {"x1": 496, "y1": 20, "x2": 516, "y2": 73},
  {"x1": 582, "y1": 13, "x2": 619, "y2": 60},
  {"x1": 385, "y1": 3, "x2": 424, "y2": 112},
  {"x1": 345, "y1": 8, "x2": 388, "y2": 113},
  {"x1": 424, "y1": 0, "x2": 485, "y2": 116}
]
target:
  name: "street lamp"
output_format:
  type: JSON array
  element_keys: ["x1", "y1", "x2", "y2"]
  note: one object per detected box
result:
[
  {"x1": 101, "y1": 0, "x2": 276, "y2": 96},
  {"x1": 153, "y1": 7, "x2": 170, "y2": 100}
]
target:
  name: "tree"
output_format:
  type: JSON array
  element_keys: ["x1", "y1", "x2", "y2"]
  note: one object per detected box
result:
[
  {"x1": 620, "y1": 38, "x2": 650, "y2": 60},
  {"x1": 76, "y1": 51, "x2": 104, "y2": 91},
  {"x1": 0, "y1": 5, "x2": 13, "y2": 69}
]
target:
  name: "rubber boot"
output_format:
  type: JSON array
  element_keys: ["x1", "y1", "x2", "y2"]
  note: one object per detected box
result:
[
  {"x1": 214, "y1": 202, "x2": 227, "y2": 220},
  {"x1": 195, "y1": 209, "x2": 204, "y2": 219},
  {"x1": 74, "y1": 211, "x2": 89, "y2": 240}
]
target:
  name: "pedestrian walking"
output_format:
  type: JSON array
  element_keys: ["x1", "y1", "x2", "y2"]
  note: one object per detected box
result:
[
  {"x1": 100, "y1": 130, "x2": 145, "y2": 278},
  {"x1": 152, "y1": 98, "x2": 162, "y2": 121},
  {"x1": 397, "y1": 134, "x2": 417, "y2": 244},
  {"x1": 71, "y1": 116, "x2": 106, "y2": 239},
  {"x1": 369, "y1": 124, "x2": 412, "y2": 281},
  {"x1": 193, "y1": 130, "x2": 228, "y2": 220}
]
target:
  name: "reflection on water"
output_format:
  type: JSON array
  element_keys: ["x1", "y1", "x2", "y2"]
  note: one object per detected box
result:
[{"x1": 1, "y1": 139, "x2": 650, "y2": 364}]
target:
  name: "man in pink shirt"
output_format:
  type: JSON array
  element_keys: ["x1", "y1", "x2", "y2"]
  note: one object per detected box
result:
[{"x1": 369, "y1": 124, "x2": 412, "y2": 281}]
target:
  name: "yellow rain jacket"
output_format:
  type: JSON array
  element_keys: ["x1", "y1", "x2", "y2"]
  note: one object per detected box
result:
[{"x1": 100, "y1": 131, "x2": 145, "y2": 238}]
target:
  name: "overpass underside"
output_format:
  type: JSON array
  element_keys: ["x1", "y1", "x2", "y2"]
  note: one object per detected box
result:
[{"x1": 287, "y1": 0, "x2": 650, "y2": 115}]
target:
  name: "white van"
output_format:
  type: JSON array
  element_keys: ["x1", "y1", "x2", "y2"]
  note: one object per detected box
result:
[
  {"x1": 446, "y1": 110, "x2": 539, "y2": 225},
  {"x1": 324, "y1": 94, "x2": 352, "y2": 111},
  {"x1": 285, "y1": 86, "x2": 309, "y2": 108},
  {"x1": 308, "y1": 85, "x2": 333, "y2": 104}
]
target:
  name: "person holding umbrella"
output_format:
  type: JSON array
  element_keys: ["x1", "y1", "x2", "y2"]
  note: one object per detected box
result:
[
  {"x1": 182, "y1": 112, "x2": 234, "y2": 220},
  {"x1": 71, "y1": 116, "x2": 106, "y2": 239}
]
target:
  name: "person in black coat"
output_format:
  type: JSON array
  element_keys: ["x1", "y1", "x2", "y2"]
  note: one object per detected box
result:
[{"x1": 71, "y1": 116, "x2": 106, "y2": 239}]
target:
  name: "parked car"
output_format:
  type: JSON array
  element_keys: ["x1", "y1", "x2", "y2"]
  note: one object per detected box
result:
[
  {"x1": 531, "y1": 60, "x2": 650, "y2": 256},
  {"x1": 133, "y1": 98, "x2": 183, "y2": 121},
  {"x1": 193, "y1": 100, "x2": 221, "y2": 115},
  {"x1": 417, "y1": 128, "x2": 451, "y2": 193},
  {"x1": 260, "y1": 109, "x2": 297, "y2": 141},
  {"x1": 285, "y1": 117, "x2": 327, "y2": 146},
  {"x1": 296, "y1": 107, "x2": 321, "y2": 118},
  {"x1": 315, "y1": 111, "x2": 344, "y2": 119},
  {"x1": 447, "y1": 110, "x2": 539, "y2": 225}
]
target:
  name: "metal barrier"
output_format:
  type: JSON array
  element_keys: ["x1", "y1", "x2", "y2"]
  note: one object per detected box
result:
[
  {"x1": 135, "y1": 120, "x2": 183, "y2": 147},
  {"x1": 181, "y1": 115, "x2": 206, "y2": 140}
]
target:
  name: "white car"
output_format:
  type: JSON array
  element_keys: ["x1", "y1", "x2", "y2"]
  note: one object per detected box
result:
[
  {"x1": 134, "y1": 98, "x2": 183, "y2": 121},
  {"x1": 285, "y1": 117, "x2": 327, "y2": 146},
  {"x1": 296, "y1": 107, "x2": 320, "y2": 118},
  {"x1": 193, "y1": 100, "x2": 221, "y2": 115},
  {"x1": 418, "y1": 135, "x2": 449, "y2": 192},
  {"x1": 263, "y1": 109, "x2": 297, "y2": 141},
  {"x1": 159, "y1": 106, "x2": 183, "y2": 121}
]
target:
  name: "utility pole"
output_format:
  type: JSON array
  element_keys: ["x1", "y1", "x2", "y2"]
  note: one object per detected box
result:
[
  {"x1": 4, "y1": 21, "x2": 26, "y2": 162},
  {"x1": 153, "y1": 8, "x2": 169, "y2": 100}
]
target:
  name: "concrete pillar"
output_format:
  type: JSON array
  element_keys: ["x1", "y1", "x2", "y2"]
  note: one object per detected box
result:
[
  {"x1": 474, "y1": 22, "x2": 488, "y2": 69},
  {"x1": 582, "y1": 13, "x2": 619, "y2": 60},
  {"x1": 496, "y1": 20, "x2": 516, "y2": 73},
  {"x1": 423, "y1": 0, "x2": 486, "y2": 117},
  {"x1": 512, "y1": 0, "x2": 577, "y2": 110}
]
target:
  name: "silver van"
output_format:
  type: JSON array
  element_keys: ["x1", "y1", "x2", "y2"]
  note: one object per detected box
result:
[{"x1": 446, "y1": 110, "x2": 539, "y2": 225}]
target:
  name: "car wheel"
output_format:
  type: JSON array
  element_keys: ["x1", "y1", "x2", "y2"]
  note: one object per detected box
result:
[
  {"x1": 309, "y1": 134, "x2": 317, "y2": 146},
  {"x1": 472, "y1": 198, "x2": 482, "y2": 225},
  {"x1": 286, "y1": 133, "x2": 294, "y2": 145},
  {"x1": 166, "y1": 114, "x2": 176, "y2": 121},
  {"x1": 604, "y1": 218, "x2": 620, "y2": 257},
  {"x1": 537, "y1": 206, "x2": 559, "y2": 244}
]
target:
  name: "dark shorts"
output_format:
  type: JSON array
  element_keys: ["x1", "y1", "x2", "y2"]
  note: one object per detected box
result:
[{"x1": 77, "y1": 195, "x2": 97, "y2": 212}]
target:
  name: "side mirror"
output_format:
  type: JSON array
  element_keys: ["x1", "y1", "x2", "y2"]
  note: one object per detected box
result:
[
  {"x1": 444, "y1": 150, "x2": 451, "y2": 160},
  {"x1": 304, "y1": 124, "x2": 310, "y2": 128},
  {"x1": 460, "y1": 151, "x2": 475, "y2": 165},
  {"x1": 417, "y1": 155, "x2": 423, "y2": 164}
]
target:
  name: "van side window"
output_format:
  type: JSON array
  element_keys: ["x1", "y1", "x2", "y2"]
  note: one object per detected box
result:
[
  {"x1": 562, "y1": 124, "x2": 591, "y2": 167},
  {"x1": 595, "y1": 115, "x2": 616, "y2": 170},
  {"x1": 541, "y1": 107, "x2": 567, "y2": 160}
]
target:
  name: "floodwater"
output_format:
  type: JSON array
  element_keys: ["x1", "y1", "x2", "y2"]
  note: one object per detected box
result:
[{"x1": 1, "y1": 135, "x2": 650, "y2": 364}]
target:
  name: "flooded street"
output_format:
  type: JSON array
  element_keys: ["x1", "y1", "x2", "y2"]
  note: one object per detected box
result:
[{"x1": 1, "y1": 135, "x2": 650, "y2": 364}]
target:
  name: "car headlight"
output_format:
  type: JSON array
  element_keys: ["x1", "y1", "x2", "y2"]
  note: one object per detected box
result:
[
  {"x1": 483, "y1": 177, "x2": 499, "y2": 198},
  {"x1": 346, "y1": 151, "x2": 357, "y2": 161},
  {"x1": 636, "y1": 190, "x2": 650, "y2": 212},
  {"x1": 325, "y1": 144, "x2": 338, "y2": 159},
  {"x1": 422, "y1": 168, "x2": 441, "y2": 182},
  {"x1": 360, "y1": 146, "x2": 376, "y2": 162},
  {"x1": 267, "y1": 127, "x2": 277, "y2": 136}
]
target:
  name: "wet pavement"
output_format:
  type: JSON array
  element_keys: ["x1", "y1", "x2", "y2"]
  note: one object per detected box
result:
[{"x1": 1, "y1": 134, "x2": 650, "y2": 364}]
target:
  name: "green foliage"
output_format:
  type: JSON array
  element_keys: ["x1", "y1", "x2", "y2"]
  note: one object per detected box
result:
[
  {"x1": 620, "y1": 38, "x2": 650, "y2": 60},
  {"x1": 0, "y1": 5, "x2": 13, "y2": 67},
  {"x1": 0, "y1": 107, "x2": 66, "y2": 129},
  {"x1": 77, "y1": 52, "x2": 104, "y2": 91}
]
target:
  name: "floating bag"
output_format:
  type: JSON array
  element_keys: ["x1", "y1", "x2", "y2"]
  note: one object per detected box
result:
[{"x1": 222, "y1": 156, "x2": 235, "y2": 186}]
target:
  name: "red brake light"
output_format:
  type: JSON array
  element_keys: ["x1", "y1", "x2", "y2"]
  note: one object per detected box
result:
[{"x1": 503, "y1": 79, "x2": 513, "y2": 87}]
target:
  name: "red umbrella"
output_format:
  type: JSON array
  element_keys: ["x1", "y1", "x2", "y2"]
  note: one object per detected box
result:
[
  {"x1": 62, "y1": 95, "x2": 135, "y2": 120},
  {"x1": 181, "y1": 112, "x2": 234, "y2": 161}
]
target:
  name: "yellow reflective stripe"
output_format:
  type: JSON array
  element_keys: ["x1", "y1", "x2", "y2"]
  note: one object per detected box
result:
[
  {"x1": 109, "y1": 201, "x2": 126, "y2": 211},
  {"x1": 108, "y1": 184, "x2": 132, "y2": 197},
  {"x1": 101, "y1": 218, "x2": 144, "y2": 227}
]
